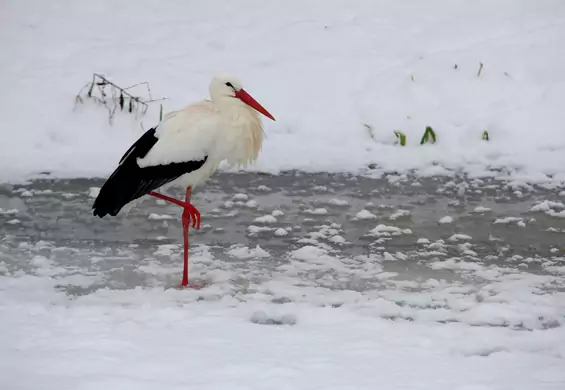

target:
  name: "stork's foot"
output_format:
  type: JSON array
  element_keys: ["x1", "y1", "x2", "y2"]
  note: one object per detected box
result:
[
  {"x1": 178, "y1": 281, "x2": 204, "y2": 289},
  {"x1": 181, "y1": 202, "x2": 201, "y2": 230}
]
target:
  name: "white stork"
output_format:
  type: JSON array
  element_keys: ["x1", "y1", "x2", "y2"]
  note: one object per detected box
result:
[{"x1": 92, "y1": 74, "x2": 275, "y2": 287}]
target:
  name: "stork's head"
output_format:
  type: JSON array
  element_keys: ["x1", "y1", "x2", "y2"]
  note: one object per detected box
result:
[{"x1": 210, "y1": 74, "x2": 275, "y2": 121}]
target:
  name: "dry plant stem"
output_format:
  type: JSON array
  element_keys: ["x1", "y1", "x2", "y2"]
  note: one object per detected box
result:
[{"x1": 74, "y1": 73, "x2": 167, "y2": 124}]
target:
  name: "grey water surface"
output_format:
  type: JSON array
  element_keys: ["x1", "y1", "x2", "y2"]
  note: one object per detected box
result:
[{"x1": 1, "y1": 171, "x2": 564, "y2": 293}]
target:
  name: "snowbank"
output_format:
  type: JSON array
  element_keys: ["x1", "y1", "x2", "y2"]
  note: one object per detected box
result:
[{"x1": 2, "y1": 0, "x2": 565, "y2": 184}]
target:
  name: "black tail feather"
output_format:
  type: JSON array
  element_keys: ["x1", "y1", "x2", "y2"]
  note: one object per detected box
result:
[
  {"x1": 92, "y1": 163, "x2": 153, "y2": 217},
  {"x1": 92, "y1": 127, "x2": 207, "y2": 218}
]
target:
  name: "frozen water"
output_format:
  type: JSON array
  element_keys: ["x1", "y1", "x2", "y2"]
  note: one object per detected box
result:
[{"x1": 1, "y1": 172, "x2": 565, "y2": 389}]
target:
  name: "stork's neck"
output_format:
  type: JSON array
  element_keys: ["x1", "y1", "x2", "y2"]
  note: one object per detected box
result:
[
  {"x1": 213, "y1": 96, "x2": 246, "y2": 114},
  {"x1": 213, "y1": 97, "x2": 263, "y2": 167}
]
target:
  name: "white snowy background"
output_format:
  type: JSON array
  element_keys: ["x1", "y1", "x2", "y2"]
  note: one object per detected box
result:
[
  {"x1": 2, "y1": 0, "x2": 565, "y2": 182},
  {"x1": 2, "y1": 0, "x2": 565, "y2": 389}
]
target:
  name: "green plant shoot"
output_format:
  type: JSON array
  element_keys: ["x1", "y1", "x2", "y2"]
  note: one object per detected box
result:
[
  {"x1": 394, "y1": 130, "x2": 406, "y2": 146},
  {"x1": 482, "y1": 130, "x2": 489, "y2": 141},
  {"x1": 420, "y1": 126, "x2": 437, "y2": 145}
]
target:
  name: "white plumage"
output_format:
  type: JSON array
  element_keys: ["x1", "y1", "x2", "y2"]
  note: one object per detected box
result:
[{"x1": 138, "y1": 74, "x2": 269, "y2": 190}]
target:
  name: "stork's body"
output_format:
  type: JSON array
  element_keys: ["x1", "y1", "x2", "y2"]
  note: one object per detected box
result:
[{"x1": 92, "y1": 74, "x2": 275, "y2": 287}]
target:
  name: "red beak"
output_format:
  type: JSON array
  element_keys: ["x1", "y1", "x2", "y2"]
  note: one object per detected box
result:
[{"x1": 235, "y1": 88, "x2": 276, "y2": 121}]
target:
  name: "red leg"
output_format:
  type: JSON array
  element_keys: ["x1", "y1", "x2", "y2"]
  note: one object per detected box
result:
[
  {"x1": 148, "y1": 188, "x2": 201, "y2": 287},
  {"x1": 149, "y1": 191, "x2": 201, "y2": 229},
  {"x1": 180, "y1": 187, "x2": 192, "y2": 287}
]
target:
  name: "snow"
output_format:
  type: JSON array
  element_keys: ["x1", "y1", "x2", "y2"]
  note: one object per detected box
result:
[
  {"x1": 449, "y1": 234, "x2": 473, "y2": 242},
  {"x1": 303, "y1": 208, "x2": 328, "y2": 215},
  {"x1": 226, "y1": 244, "x2": 271, "y2": 259},
  {"x1": 253, "y1": 214, "x2": 278, "y2": 224},
  {"x1": 531, "y1": 200, "x2": 565, "y2": 218},
  {"x1": 368, "y1": 224, "x2": 412, "y2": 237},
  {"x1": 2, "y1": 0, "x2": 565, "y2": 185},
  {"x1": 329, "y1": 235, "x2": 347, "y2": 245},
  {"x1": 327, "y1": 198, "x2": 350, "y2": 207},
  {"x1": 232, "y1": 194, "x2": 249, "y2": 201},
  {"x1": 354, "y1": 209, "x2": 377, "y2": 220},
  {"x1": 494, "y1": 217, "x2": 525, "y2": 226},
  {"x1": 256, "y1": 185, "x2": 271, "y2": 192},
  {"x1": 0, "y1": 208, "x2": 19, "y2": 216},
  {"x1": 88, "y1": 187, "x2": 101, "y2": 198},
  {"x1": 245, "y1": 200, "x2": 259, "y2": 208},
  {"x1": 531, "y1": 200, "x2": 565, "y2": 212},
  {"x1": 246, "y1": 225, "x2": 273, "y2": 235},
  {"x1": 439, "y1": 215, "x2": 454, "y2": 224},
  {"x1": 271, "y1": 209, "x2": 285, "y2": 217},
  {"x1": 148, "y1": 213, "x2": 174, "y2": 221},
  {"x1": 274, "y1": 228, "x2": 289, "y2": 237},
  {"x1": 389, "y1": 209, "x2": 411, "y2": 220}
]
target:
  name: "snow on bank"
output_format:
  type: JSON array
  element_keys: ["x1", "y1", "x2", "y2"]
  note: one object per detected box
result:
[
  {"x1": 2, "y1": 274, "x2": 565, "y2": 390},
  {"x1": 2, "y1": 0, "x2": 565, "y2": 184}
]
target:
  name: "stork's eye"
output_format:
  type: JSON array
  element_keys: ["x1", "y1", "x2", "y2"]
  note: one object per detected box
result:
[{"x1": 225, "y1": 82, "x2": 234, "y2": 89}]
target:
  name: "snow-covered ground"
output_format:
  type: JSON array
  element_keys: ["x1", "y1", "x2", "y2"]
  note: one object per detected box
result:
[
  {"x1": 2, "y1": 276, "x2": 565, "y2": 390},
  {"x1": 2, "y1": 0, "x2": 565, "y2": 184}
]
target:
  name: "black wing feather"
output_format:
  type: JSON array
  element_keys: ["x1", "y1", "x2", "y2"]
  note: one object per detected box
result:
[{"x1": 92, "y1": 127, "x2": 207, "y2": 218}]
